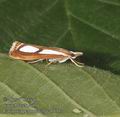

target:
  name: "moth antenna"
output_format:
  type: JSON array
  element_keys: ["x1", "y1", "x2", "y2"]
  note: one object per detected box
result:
[
  {"x1": 69, "y1": 58, "x2": 84, "y2": 67},
  {"x1": 74, "y1": 59, "x2": 84, "y2": 65}
]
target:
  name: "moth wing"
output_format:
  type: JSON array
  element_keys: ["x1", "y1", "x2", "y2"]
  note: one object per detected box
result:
[
  {"x1": 19, "y1": 45, "x2": 39, "y2": 53},
  {"x1": 38, "y1": 49, "x2": 67, "y2": 56}
]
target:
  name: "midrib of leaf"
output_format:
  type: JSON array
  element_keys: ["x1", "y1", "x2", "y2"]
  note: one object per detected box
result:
[
  {"x1": 80, "y1": 68, "x2": 120, "y2": 110},
  {"x1": 0, "y1": 81, "x2": 45, "y2": 117}
]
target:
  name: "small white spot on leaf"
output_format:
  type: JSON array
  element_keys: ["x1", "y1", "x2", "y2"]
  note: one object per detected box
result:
[
  {"x1": 19, "y1": 46, "x2": 39, "y2": 53},
  {"x1": 72, "y1": 108, "x2": 81, "y2": 114}
]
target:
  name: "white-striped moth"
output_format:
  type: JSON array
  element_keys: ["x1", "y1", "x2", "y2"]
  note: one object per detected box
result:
[{"x1": 9, "y1": 41, "x2": 83, "y2": 67}]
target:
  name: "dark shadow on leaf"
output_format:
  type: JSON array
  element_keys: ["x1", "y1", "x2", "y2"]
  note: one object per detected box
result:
[{"x1": 75, "y1": 51, "x2": 120, "y2": 75}]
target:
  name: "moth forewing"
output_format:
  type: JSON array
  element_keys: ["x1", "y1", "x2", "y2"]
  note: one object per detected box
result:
[
  {"x1": 9, "y1": 41, "x2": 83, "y2": 67},
  {"x1": 19, "y1": 45, "x2": 39, "y2": 53}
]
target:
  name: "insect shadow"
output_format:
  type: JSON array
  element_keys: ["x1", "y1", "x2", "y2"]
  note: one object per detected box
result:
[{"x1": 76, "y1": 51, "x2": 120, "y2": 75}]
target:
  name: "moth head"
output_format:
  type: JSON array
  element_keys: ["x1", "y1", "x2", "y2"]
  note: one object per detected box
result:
[
  {"x1": 9, "y1": 41, "x2": 24, "y2": 59},
  {"x1": 9, "y1": 41, "x2": 21, "y2": 53},
  {"x1": 71, "y1": 51, "x2": 83, "y2": 59}
]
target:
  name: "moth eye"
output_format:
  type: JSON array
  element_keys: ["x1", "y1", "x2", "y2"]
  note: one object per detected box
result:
[{"x1": 19, "y1": 45, "x2": 39, "y2": 53}]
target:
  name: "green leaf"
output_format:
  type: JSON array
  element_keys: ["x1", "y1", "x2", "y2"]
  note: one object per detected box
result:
[
  {"x1": 0, "y1": 0, "x2": 120, "y2": 116},
  {"x1": 0, "y1": 54, "x2": 120, "y2": 117},
  {"x1": 0, "y1": 0, "x2": 119, "y2": 74},
  {"x1": 0, "y1": 54, "x2": 89, "y2": 117}
]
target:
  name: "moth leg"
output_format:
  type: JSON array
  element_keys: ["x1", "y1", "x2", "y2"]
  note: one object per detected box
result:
[
  {"x1": 27, "y1": 59, "x2": 43, "y2": 64},
  {"x1": 46, "y1": 61, "x2": 54, "y2": 66},
  {"x1": 69, "y1": 58, "x2": 84, "y2": 67},
  {"x1": 56, "y1": 57, "x2": 69, "y2": 63},
  {"x1": 74, "y1": 59, "x2": 84, "y2": 65}
]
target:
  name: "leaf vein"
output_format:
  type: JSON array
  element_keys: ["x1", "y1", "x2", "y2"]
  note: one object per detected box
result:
[
  {"x1": 40, "y1": 0, "x2": 58, "y2": 16},
  {"x1": 70, "y1": 13, "x2": 120, "y2": 43},
  {"x1": 80, "y1": 68, "x2": 120, "y2": 109},
  {"x1": 30, "y1": 64, "x2": 97, "y2": 117},
  {"x1": 98, "y1": 0, "x2": 120, "y2": 7},
  {"x1": 0, "y1": 81, "x2": 45, "y2": 116}
]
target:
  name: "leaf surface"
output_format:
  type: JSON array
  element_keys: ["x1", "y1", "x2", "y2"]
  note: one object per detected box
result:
[{"x1": 0, "y1": 54, "x2": 120, "y2": 117}]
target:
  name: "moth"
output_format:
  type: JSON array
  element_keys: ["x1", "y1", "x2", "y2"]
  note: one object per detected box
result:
[{"x1": 9, "y1": 41, "x2": 83, "y2": 67}]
